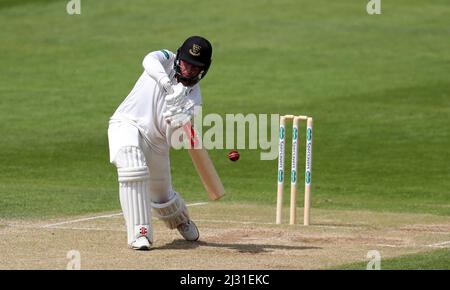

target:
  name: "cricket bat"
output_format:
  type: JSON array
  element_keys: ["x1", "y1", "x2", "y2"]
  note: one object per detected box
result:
[{"x1": 183, "y1": 123, "x2": 225, "y2": 200}]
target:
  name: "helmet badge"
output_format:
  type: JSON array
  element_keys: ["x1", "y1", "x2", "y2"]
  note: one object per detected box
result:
[{"x1": 189, "y1": 44, "x2": 202, "y2": 56}]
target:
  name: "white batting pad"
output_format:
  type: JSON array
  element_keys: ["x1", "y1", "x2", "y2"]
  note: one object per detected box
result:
[
  {"x1": 145, "y1": 148, "x2": 173, "y2": 204},
  {"x1": 151, "y1": 191, "x2": 189, "y2": 229},
  {"x1": 115, "y1": 146, "x2": 153, "y2": 245}
]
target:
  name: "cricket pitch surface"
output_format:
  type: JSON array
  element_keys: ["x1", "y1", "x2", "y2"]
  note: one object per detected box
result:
[{"x1": 1, "y1": 203, "x2": 449, "y2": 269}]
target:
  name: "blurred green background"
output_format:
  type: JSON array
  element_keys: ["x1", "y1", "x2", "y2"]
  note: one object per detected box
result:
[{"x1": 0, "y1": 0, "x2": 449, "y2": 218}]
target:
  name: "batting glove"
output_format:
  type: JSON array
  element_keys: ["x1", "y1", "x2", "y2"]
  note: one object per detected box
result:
[{"x1": 163, "y1": 83, "x2": 195, "y2": 128}]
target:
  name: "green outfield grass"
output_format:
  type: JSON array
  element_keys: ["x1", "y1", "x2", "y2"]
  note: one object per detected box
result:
[
  {"x1": 0, "y1": 0, "x2": 449, "y2": 220},
  {"x1": 333, "y1": 248, "x2": 450, "y2": 270}
]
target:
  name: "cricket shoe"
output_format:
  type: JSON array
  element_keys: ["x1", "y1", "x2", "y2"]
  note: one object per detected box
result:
[
  {"x1": 177, "y1": 220, "x2": 199, "y2": 241},
  {"x1": 130, "y1": 236, "x2": 152, "y2": 251}
]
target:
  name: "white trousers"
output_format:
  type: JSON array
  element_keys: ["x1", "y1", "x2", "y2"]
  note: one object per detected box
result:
[
  {"x1": 108, "y1": 121, "x2": 173, "y2": 203},
  {"x1": 108, "y1": 121, "x2": 175, "y2": 245}
]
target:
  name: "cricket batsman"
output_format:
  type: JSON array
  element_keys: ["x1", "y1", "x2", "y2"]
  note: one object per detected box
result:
[{"x1": 107, "y1": 36, "x2": 212, "y2": 250}]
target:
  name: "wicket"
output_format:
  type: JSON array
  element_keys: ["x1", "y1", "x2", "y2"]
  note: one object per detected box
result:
[{"x1": 276, "y1": 115, "x2": 313, "y2": 226}]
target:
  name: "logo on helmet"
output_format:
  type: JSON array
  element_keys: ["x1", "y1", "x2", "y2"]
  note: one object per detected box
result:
[{"x1": 189, "y1": 44, "x2": 202, "y2": 56}]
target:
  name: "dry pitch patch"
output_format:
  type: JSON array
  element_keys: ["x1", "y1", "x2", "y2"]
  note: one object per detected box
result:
[{"x1": 0, "y1": 203, "x2": 449, "y2": 269}]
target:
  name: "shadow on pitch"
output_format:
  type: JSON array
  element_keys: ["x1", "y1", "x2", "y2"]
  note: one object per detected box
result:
[{"x1": 155, "y1": 240, "x2": 321, "y2": 253}]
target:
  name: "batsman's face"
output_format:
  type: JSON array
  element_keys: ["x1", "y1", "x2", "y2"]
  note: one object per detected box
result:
[{"x1": 179, "y1": 60, "x2": 202, "y2": 79}]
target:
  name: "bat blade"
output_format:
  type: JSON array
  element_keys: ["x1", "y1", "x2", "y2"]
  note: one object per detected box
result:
[
  {"x1": 183, "y1": 123, "x2": 225, "y2": 200},
  {"x1": 188, "y1": 147, "x2": 225, "y2": 200}
]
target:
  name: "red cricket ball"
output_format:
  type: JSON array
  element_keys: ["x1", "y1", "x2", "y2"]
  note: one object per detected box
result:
[{"x1": 228, "y1": 150, "x2": 240, "y2": 161}]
